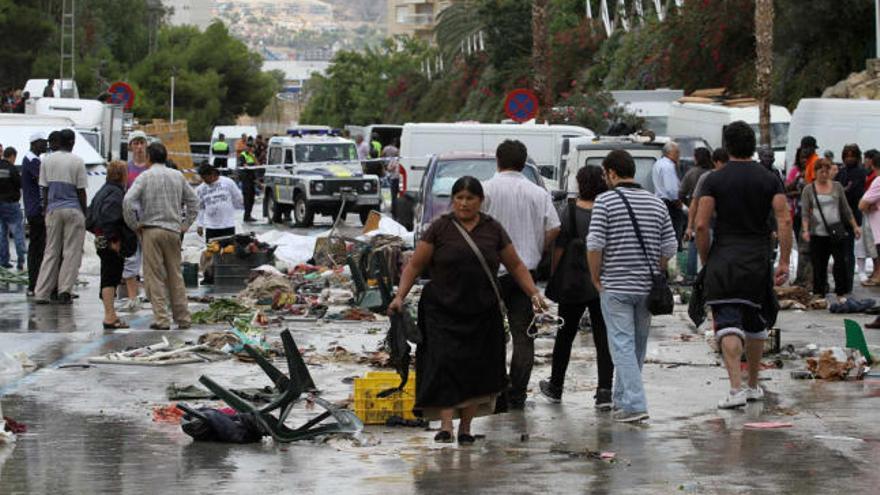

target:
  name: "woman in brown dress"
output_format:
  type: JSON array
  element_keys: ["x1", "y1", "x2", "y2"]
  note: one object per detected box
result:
[{"x1": 388, "y1": 176, "x2": 545, "y2": 445}]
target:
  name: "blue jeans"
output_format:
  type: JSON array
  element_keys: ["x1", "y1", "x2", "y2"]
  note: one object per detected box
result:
[
  {"x1": 686, "y1": 241, "x2": 698, "y2": 280},
  {"x1": 0, "y1": 202, "x2": 26, "y2": 267},
  {"x1": 599, "y1": 291, "x2": 651, "y2": 413}
]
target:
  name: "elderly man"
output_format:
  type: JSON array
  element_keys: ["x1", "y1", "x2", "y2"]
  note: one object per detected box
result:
[
  {"x1": 652, "y1": 142, "x2": 685, "y2": 249},
  {"x1": 123, "y1": 143, "x2": 199, "y2": 330}
]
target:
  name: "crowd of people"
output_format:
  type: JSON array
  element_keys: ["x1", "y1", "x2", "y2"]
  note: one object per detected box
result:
[
  {"x1": 387, "y1": 121, "x2": 792, "y2": 444},
  {"x1": 0, "y1": 129, "x2": 235, "y2": 331},
  {"x1": 1, "y1": 117, "x2": 877, "y2": 443}
]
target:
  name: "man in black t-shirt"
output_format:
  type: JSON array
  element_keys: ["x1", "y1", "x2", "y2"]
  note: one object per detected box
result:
[{"x1": 695, "y1": 121, "x2": 792, "y2": 410}]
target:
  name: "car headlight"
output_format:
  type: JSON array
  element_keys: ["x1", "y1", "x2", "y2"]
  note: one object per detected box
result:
[
  {"x1": 313, "y1": 182, "x2": 324, "y2": 192},
  {"x1": 363, "y1": 181, "x2": 373, "y2": 192}
]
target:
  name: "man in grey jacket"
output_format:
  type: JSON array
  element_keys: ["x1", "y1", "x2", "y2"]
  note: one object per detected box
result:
[{"x1": 123, "y1": 142, "x2": 199, "y2": 330}]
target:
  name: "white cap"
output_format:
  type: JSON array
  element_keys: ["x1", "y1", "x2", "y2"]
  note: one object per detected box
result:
[
  {"x1": 128, "y1": 130, "x2": 148, "y2": 144},
  {"x1": 29, "y1": 132, "x2": 47, "y2": 143}
]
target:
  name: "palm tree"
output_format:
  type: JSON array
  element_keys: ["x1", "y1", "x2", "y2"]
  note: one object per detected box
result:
[
  {"x1": 532, "y1": 0, "x2": 550, "y2": 119},
  {"x1": 434, "y1": 1, "x2": 483, "y2": 64},
  {"x1": 755, "y1": 0, "x2": 774, "y2": 147}
]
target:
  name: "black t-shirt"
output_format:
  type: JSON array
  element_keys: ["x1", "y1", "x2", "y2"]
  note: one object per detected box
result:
[{"x1": 701, "y1": 161, "x2": 783, "y2": 237}]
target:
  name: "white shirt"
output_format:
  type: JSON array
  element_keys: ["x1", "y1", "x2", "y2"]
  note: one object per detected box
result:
[
  {"x1": 482, "y1": 171, "x2": 561, "y2": 270},
  {"x1": 195, "y1": 176, "x2": 244, "y2": 230},
  {"x1": 652, "y1": 156, "x2": 680, "y2": 201},
  {"x1": 356, "y1": 142, "x2": 370, "y2": 161}
]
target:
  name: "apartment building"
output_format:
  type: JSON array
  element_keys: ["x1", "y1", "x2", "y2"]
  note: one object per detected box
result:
[
  {"x1": 165, "y1": 0, "x2": 215, "y2": 30},
  {"x1": 386, "y1": 0, "x2": 454, "y2": 41}
]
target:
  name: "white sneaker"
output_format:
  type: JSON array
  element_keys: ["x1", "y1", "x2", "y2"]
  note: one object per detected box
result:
[
  {"x1": 126, "y1": 298, "x2": 141, "y2": 313},
  {"x1": 717, "y1": 389, "x2": 747, "y2": 409},
  {"x1": 745, "y1": 386, "x2": 765, "y2": 402}
]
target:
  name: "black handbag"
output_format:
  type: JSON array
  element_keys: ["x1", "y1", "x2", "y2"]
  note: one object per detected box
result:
[
  {"x1": 613, "y1": 190, "x2": 674, "y2": 316},
  {"x1": 812, "y1": 185, "x2": 848, "y2": 243},
  {"x1": 545, "y1": 199, "x2": 595, "y2": 304}
]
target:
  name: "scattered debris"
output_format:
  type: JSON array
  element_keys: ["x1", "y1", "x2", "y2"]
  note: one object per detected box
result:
[
  {"x1": 88, "y1": 338, "x2": 227, "y2": 366},
  {"x1": 550, "y1": 447, "x2": 617, "y2": 462},
  {"x1": 829, "y1": 299, "x2": 876, "y2": 314},
  {"x1": 192, "y1": 299, "x2": 252, "y2": 324},
  {"x1": 3, "y1": 416, "x2": 26, "y2": 434},
  {"x1": 806, "y1": 347, "x2": 868, "y2": 381},
  {"x1": 152, "y1": 403, "x2": 186, "y2": 424}
]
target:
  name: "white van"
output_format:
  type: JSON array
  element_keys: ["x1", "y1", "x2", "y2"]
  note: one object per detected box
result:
[
  {"x1": 27, "y1": 97, "x2": 124, "y2": 161},
  {"x1": 399, "y1": 122, "x2": 594, "y2": 192},
  {"x1": 610, "y1": 89, "x2": 684, "y2": 135},
  {"x1": 785, "y1": 98, "x2": 880, "y2": 170},
  {"x1": 209, "y1": 125, "x2": 259, "y2": 169},
  {"x1": 666, "y1": 101, "x2": 791, "y2": 167}
]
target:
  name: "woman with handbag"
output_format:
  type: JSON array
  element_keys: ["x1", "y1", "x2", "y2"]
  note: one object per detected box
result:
[
  {"x1": 388, "y1": 176, "x2": 545, "y2": 445},
  {"x1": 87, "y1": 161, "x2": 137, "y2": 329},
  {"x1": 800, "y1": 159, "x2": 861, "y2": 300},
  {"x1": 539, "y1": 165, "x2": 613, "y2": 409}
]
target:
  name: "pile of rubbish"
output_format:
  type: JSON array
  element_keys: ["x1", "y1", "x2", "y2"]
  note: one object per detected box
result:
[
  {"x1": 204, "y1": 233, "x2": 275, "y2": 260},
  {"x1": 790, "y1": 347, "x2": 871, "y2": 381},
  {"x1": 88, "y1": 337, "x2": 232, "y2": 366}
]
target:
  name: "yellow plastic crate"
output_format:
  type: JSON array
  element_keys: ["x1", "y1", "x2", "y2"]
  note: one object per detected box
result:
[{"x1": 353, "y1": 371, "x2": 416, "y2": 425}]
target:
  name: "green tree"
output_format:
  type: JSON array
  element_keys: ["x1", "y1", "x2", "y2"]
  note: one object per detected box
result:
[{"x1": 129, "y1": 22, "x2": 279, "y2": 139}]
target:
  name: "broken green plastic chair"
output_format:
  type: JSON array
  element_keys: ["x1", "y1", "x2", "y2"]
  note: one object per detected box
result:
[
  {"x1": 844, "y1": 319, "x2": 874, "y2": 364},
  {"x1": 347, "y1": 248, "x2": 392, "y2": 313},
  {"x1": 198, "y1": 329, "x2": 363, "y2": 442}
]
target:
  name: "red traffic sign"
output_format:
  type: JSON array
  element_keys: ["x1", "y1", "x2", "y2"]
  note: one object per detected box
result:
[
  {"x1": 108, "y1": 81, "x2": 135, "y2": 111},
  {"x1": 504, "y1": 88, "x2": 539, "y2": 122}
]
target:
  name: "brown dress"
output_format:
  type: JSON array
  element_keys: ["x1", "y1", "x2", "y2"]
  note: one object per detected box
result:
[{"x1": 415, "y1": 213, "x2": 510, "y2": 417}]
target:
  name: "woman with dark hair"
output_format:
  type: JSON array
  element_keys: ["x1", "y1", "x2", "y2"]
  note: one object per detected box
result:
[
  {"x1": 388, "y1": 175, "x2": 544, "y2": 445},
  {"x1": 539, "y1": 165, "x2": 613, "y2": 408},
  {"x1": 678, "y1": 147, "x2": 713, "y2": 282}
]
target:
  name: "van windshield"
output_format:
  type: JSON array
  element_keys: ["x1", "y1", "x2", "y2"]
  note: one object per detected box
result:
[
  {"x1": 294, "y1": 143, "x2": 357, "y2": 163},
  {"x1": 585, "y1": 156, "x2": 658, "y2": 193},
  {"x1": 748, "y1": 123, "x2": 789, "y2": 150}
]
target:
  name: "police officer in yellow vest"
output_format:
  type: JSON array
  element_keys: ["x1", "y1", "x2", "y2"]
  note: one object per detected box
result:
[
  {"x1": 238, "y1": 141, "x2": 258, "y2": 222},
  {"x1": 212, "y1": 133, "x2": 230, "y2": 168}
]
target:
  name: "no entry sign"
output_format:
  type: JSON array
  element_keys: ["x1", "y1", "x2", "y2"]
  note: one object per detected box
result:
[
  {"x1": 504, "y1": 88, "x2": 539, "y2": 123},
  {"x1": 108, "y1": 81, "x2": 136, "y2": 111}
]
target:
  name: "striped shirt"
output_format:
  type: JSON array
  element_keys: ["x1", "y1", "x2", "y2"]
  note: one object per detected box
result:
[{"x1": 587, "y1": 184, "x2": 677, "y2": 294}]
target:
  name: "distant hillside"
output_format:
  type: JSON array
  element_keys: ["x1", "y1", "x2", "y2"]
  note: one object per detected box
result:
[{"x1": 324, "y1": 0, "x2": 386, "y2": 23}]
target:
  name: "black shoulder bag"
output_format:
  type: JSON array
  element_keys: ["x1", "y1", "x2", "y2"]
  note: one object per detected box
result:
[
  {"x1": 545, "y1": 199, "x2": 594, "y2": 304},
  {"x1": 811, "y1": 185, "x2": 848, "y2": 243},
  {"x1": 613, "y1": 189, "x2": 674, "y2": 316}
]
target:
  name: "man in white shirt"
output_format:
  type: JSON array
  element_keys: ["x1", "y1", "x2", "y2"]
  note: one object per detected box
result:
[
  {"x1": 195, "y1": 164, "x2": 243, "y2": 284},
  {"x1": 652, "y1": 142, "x2": 685, "y2": 249},
  {"x1": 482, "y1": 139, "x2": 561, "y2": 410}
]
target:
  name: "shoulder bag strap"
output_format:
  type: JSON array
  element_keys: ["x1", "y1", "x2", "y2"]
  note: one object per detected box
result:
[
  {"x1": 613, "y1": 189, "x2": 656, "y2": 277},
  {"x1": 811, "y1": 184, "x2": 832, "y2": 232},
  {"x1": 451, "y1": 219, "x2": 508, "y2": 316}
]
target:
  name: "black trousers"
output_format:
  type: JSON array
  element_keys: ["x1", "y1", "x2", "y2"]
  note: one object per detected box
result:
[
  {"x1": 500, "y1": 273, "x2": 535, "y2": 405},
  {"x1": 664, "y1": 200, "x2": 686, "y2": 250},
  {"x1": 241, "y1": 178, "x2": 255, "y2": 219},
  {"x1": 26, "y1": 215, "x2": 45, "y2": 292},
  {"x1": 810, "y1": 234, "x2": 850, "y2": 296},
  {"x1": 550, "y1": 299, "x2": 614, "y2": 392}
]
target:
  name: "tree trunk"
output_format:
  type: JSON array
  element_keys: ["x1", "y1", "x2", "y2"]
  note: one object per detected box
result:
[
  {"x1": 755, "y1": 0, "x2": 774, "y2": 148},
  {"x1": 532, "y1": 0, "x2": 551, "y2": 121}
]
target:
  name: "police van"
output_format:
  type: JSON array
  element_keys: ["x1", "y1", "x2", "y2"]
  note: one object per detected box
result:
[{"x1": 262, "y1": 134, "x2": 381, "y2": 227}]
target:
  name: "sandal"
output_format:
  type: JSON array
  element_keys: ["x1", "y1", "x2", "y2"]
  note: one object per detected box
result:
[
  {"x1": 103, "y1": 319, "x2": 130, "y2": 330},
  {"x1": 457, "y1": 433, "x2": 476, "y2": 445},
  {"x1": 434, "y1": 430, "x2": 454, "y2": 443},
  {"x1": 861, "y1": 278, "x2": 880, "y2": 287}
]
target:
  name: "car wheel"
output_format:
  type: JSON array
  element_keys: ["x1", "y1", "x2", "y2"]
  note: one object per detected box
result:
[{"x1": 293, "y1": 194, "x2": 314, "y2": 227}]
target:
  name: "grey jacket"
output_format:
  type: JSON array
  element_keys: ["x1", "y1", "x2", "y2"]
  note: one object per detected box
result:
[{"x1": 800, "y1": 181, "x2": 854, "y2": 235}]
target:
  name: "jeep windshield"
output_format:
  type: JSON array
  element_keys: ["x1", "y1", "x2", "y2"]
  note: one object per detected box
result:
[
  {"x1": 431, "y1": 159, "x2": 540, "y2": 197},
  {"x1": 585, "y1": 156, "x2": 659, "y2": 193},
  {"x1": 294, "y1": 143, "x2": 358, "y2": 163}
]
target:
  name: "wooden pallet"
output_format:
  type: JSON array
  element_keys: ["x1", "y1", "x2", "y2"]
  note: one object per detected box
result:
[{"x1": 136, "y1": 119, "x2": 194, "y2": 174}]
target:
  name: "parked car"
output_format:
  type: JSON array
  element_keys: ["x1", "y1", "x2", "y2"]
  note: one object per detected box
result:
[{"x1": 411, "y1": 152, "x2": 547, "y2": 241}]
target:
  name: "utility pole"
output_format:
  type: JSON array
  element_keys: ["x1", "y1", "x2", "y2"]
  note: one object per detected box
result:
[
  {"x1": 755, "y1": 0, "x2": 774, "y2": 148},
  {"x1": 60, "y1": 0, "x2": 76, "y2": 95},
  {"x1": 170, "y1": 68, "x2": 176, "y2": 123}
]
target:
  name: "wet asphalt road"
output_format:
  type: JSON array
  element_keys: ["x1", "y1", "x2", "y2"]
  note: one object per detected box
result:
[{"x1": 2, "y1": 222, "x2": 880, "y2": 494}]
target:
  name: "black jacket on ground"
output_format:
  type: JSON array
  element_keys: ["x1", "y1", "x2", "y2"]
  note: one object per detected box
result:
[{"x1": 0, "y1": 159, "x2": 21, "y2": 203}]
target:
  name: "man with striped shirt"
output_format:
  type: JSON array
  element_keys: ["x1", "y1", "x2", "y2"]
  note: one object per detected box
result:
[{"x1": 587, "y1": 150, "x2": 677, "y2": 423}]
